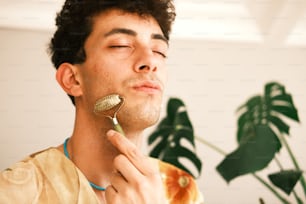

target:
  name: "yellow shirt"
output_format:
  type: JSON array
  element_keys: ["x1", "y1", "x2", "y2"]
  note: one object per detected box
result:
[{"x1": 0, "y1": 148, "x2": 203, "y2": 204}]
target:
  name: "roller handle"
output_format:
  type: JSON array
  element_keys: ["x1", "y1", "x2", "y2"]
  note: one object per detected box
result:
[{"x1": 112, "y1": 117, "x2": 125, "y2": 136}]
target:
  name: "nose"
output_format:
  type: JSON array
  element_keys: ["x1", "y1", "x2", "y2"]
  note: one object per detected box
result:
[
  {"x1": 137, "y1": 64, "x2": 157, "y2": 72},
  {"x1": 134, "y1": 48, "x2": 158, "y2": 73}
]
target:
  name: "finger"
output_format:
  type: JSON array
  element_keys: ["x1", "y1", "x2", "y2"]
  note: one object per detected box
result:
[
  {"x1": 110, "y1": 169, "x2": 128, "y2": 192},
  {"x1": 113, "y1": 154, "x2": 143, "y2": 183},
  {"x1": 107, "y1": 130, "x2": 158, "y2": 175},
  {"x1": 107, "y1": 129, "x2": 140, "y2": 158},
  {"x1": 105, "y1": 185, "x2": 119, "y2": 203}
]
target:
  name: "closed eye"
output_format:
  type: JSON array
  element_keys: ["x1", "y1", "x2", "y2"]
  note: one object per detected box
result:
[
  {"x1": 109, "y1": 45, "x2": 131, "y2": 48},
  {"x1": 154, "y1": 50, "x2": 167, "y2": 58}
]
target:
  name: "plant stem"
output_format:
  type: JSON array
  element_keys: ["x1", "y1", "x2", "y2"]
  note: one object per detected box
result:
[
  {"x1": 278, "y1": 132, "x2": 306, "y2": 197},
  {"x1": 292, "y1": 190, "x2": 303, "y2": 204},
  {"x1": 195, "y1": 136, "x2": 227, "y2": 155},
  {"x1": 274, "y1": 156, "x2": 284, "y2": 170},
  {"x1": 195, "y1": 136, "x2": 290, "y2": 204},
  {"x1": 253, "y1": 173, "x2": 290, "y2": 204}
]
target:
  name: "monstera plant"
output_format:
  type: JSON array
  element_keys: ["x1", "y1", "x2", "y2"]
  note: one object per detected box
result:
[
  {"x1": 217, "y1": 82, "x2": 305, "y2": 203},
  {"x1": 148, "y1": 82, "x2": 306, "y2": 204},
  {"x1": 148, "y1": 98, "x2": 202, "y2": 178}
]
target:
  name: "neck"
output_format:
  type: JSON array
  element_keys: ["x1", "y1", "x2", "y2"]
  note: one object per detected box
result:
[{"x1": 60, "y1": 107, "x2": 144, "y2": 189}]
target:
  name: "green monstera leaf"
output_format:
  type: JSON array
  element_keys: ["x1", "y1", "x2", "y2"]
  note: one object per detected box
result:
[
  {"x1": 148, "y1": 98, "x2": 202, "y2": 178},
  {"x1": 237, "y1": 82, "x2": 299, "y2": 143},
  {"x1": 217, "y1": 125, "x2": 281, "y2": 182},
  {"x1": 217, "y1": 82, "x2": 300, "y2": 182},
  {"x1": 268, "y1": 170, "x2": 303, "y2": 195}
]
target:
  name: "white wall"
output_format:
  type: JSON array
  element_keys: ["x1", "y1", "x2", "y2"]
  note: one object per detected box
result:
[
  {"x1": 166, "y1": 38, "x2": 306, "y2": 203},
  {"x1": 0, "y1": 27, "x2": 305, "y2": 203},
  {"x1": 0, "y1": 28, "x2": 74, "y2": 166}
]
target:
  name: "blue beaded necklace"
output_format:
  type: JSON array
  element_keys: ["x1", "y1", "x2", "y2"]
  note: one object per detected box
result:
[{"x1": 63, "y1": 138, "x2": 106, "y2": 191}]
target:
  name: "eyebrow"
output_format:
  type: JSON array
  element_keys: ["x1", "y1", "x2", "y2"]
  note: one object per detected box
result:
[
  {"x1": 152, "y1": 33, "x2": 168, "y2": 45},
  {"x1": 104, "y1": 28, "x2": 136, "y2": 37},
  {"x1": 104, "y1": 28, "x2": 168, "y2": 45}
]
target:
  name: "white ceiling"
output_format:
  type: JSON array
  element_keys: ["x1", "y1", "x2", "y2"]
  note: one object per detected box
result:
[{"x1": 0, "y1": 0, "x2": 305, "y2": 45}]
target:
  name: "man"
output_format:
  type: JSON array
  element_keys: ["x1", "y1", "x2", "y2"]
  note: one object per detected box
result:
[{"x1": 0, "y1": 0, "x2": 203, "y2": 203}]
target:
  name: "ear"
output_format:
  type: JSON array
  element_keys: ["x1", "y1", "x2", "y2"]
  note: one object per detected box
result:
[{"x1": 56, "y1": 63, "x2": 83, "y2": 97}]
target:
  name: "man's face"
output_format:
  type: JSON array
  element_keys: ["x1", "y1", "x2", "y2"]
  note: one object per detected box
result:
[{"x1": 77, "y1": 9, "x2": 168, "y2": 130}]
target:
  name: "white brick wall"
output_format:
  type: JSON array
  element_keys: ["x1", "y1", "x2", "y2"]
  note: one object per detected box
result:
[{"x1": 0, "y1": 27, "x2": 305, "y2": 203}]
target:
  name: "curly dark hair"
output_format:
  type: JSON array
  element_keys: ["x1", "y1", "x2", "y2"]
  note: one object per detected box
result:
[{"x1": 49, "y1": 0, "x2": 176, "y2": 104}]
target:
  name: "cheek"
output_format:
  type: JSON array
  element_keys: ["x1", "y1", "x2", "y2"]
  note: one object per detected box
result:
[
  {"x1": 158, "y1": 65, "x2": 168, "y2": 87},
  {"x1": 94, "y1": 71, "x2": 115, "y2": 93},
  {"x1": 79, "y1": 64, "x2": 110, "y2": 98},
  {"x1": 91, "y1": 63, "x2": 129, "y2": 96},
  {"x1": 90, "y1": 61, "x2": 115, "y2": 86},
  {"x1": 164, "y1": 68, "x2": 169, "y2": 83}
]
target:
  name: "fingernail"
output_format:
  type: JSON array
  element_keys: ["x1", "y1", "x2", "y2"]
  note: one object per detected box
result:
[{"x1": 107, "y1": 129, "x2": 116, "y2": 137}]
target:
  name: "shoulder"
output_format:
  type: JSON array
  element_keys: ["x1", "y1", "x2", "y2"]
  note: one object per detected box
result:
[
  {"x1": 0, "y1": 153, "x2": 42, "y2": 203},
  {"x1": 151, "y1": 158, "x2": 204, "y2": 204},
  {"x1": 0, "y1": 148, "x2": 61, "y2": 203}
]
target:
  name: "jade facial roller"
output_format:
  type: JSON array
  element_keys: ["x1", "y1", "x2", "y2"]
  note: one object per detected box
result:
[{"x1": 93, "y1": 94, "x2": 125, "y2": 136}]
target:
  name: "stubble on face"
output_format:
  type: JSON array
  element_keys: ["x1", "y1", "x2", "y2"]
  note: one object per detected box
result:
[
  {"x1": 119, "y1": 95, "x2": 162, "y2": 131},
  {"x1": 78, "y1": 10, "x2": 167, "y2": 131}
]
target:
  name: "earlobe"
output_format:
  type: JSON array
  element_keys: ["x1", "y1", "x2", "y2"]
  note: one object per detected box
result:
[{"x1": 56, "y1": 63, "x2": 82, "y2": 97}]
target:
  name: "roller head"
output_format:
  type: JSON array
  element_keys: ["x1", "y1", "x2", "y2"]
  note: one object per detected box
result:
[{"x1": 94, "y1": 94, "x2": 122, "y2": 113}]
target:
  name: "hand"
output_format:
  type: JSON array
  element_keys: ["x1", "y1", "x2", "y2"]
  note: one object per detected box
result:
[{"x1": 105, "y1": 130, "x2": 167, "y2": 204}]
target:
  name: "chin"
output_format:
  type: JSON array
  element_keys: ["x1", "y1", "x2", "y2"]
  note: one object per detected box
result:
[
  {"x1": 140, "y1": 110, "x2": 161, "y2": 128},
  {"x1": 119, "y1": 97, "x2": 162, "y2": 129}
]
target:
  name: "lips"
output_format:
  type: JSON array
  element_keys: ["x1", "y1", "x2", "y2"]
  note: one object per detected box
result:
[{"x1": 132, "y1": 80, "x2": 162, "y2": 94}]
